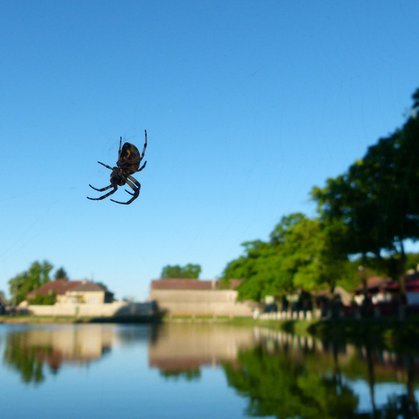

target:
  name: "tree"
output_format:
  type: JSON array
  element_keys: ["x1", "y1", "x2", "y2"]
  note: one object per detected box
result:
[
  {"x1": 222, "y1": 213, "x2": 350, "y2": 300},
  {"x1": 28, "y1": 292, "x2": 56, "y2": 305},
  {"x1": 54, "y1": 267, "x2": 68, "y2": 280},
  {"x1": 223, "y1": 239, "x2": 284, "y2": 300},
  {"x1": 272, "y1": 214, "x2": 348, "y2": 293},
  {"x1": 160, "y1": 264, "x2": 201, "y2": 279},
  {"x1": 312, "y1": 87, "x2": 419, "y2": 282},
  {"x1": 9, "y1": 260, "x2": 53, "y2": 305}
]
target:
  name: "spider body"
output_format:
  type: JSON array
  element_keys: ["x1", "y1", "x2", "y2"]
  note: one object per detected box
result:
[{"x1": 87, "y1": 130, "x2": 147, "y2": 205}]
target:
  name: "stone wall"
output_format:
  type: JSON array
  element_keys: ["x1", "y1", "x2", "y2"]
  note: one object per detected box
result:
[
  {"x1": 149, "y1": 289, "x2": 255, "y2": 317},
  {"x1": 25, "y1": 291, "x2": 256, "y2": 318},
  {"x1": 23, "y1": 301, "x2": 155, "y2": 318}
]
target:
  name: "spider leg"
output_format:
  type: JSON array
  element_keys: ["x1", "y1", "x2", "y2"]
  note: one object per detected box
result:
[
  {"x1": 140, "y1": 130, "x2": 147, "y2": 160},
  {"x1": 111, "y1": 177, "x2": 141, "y2": 205},
  {"x1": 132, "y1": 130, "x2": 147, "y2": 173},
  {"x1": 88, "y1": 184, "x2": 113, "y2": 192},
  {"x1": 137, "y1": 160, "x2": 147, "y2": 172},
  {"x1": 87, "y1": 186, "x2": 118, "y2": 201},
  {"x1": 123, "y1": 175, "x2": 142, "y2": 195},
  {"x1": 118, "y1": 137, "x2": 123, "y2": 159},
  {"x1": 97, "y1": 161, "x2": 114, "y2": 170}
]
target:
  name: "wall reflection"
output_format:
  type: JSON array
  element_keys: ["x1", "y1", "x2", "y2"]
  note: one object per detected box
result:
[{"x1": 148, "y1": 323, "x2": 256, "y2": 374}]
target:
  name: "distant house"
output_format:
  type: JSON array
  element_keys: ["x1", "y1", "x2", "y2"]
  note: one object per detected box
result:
[
  {"x1": 26, "y1": 280, "x2": 114, "y2": 304},
  {"x1": 353, "y1": 274, "x2": 419, "y2": 307},
  {"x1": 149, "y1": 278, "x2": 255, "y2": 317},
  {"x1": 65, "y1": 281, "x2": 114, "y2": 304},
  {"x1": 353, "y1": 276, "x2": 397, "y2": 305}
]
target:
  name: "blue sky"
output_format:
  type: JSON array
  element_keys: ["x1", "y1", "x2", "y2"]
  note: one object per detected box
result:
[{"x1": 1, "y1": 1, "x2": 418, "y2": 300}]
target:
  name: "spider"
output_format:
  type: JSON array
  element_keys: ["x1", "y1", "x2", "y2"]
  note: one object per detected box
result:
[{"x1": 87, "y1": 130, "x2": 147, "y2": 205}]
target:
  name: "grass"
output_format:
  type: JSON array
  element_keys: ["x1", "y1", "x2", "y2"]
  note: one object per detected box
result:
[{"x1": 0, "y1": 315, "x2": 93, "y2": 324}]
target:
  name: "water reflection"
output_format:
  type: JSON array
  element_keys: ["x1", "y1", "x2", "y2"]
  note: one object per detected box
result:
[
  {"x1": 3, "y1": 325, "x2": 113, "y2": 383},
  {"x1": 149, "y1": 325, "x2": 419, "y2": 417},
  {"x1": 1, "y1": 325, "x2": 150, "y2": 384},
  {"x1": 1, "y1": 323, "x2": 418, "y2": 417},
  {"x1": 225, "y1": 329, "x2": 419, "y2": 418},
  {"x1": 148, "y1": 323, "x2": 255, "y2": 375}
]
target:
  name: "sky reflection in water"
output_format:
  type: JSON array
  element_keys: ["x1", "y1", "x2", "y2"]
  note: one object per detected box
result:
[{"x1": 0, "y1": 323, "x2": 417, "y2": 418}]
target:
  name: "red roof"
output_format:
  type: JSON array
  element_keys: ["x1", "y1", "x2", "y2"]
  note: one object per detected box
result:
[
  {"x1": 151, "y1": 279, "x2": 242, "y2": 290},
  {"x1": 27, "y1": 280, "x2": 83, "y2": 298},
  {"x1": 355, "y1": 273, "x2": 419, "y2": 293},
  {"x1": 151, "y1": 279, "x2": 217, "y2": 290},
  {"x1": 70, "y1": 282, "x2": 106, "y2": 292}
]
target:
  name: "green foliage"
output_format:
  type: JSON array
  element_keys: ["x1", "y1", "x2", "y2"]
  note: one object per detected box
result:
[
  {"x1": 222, "y1": 214, "x2": 350, "y2": 300},
  {"x1": 222, "y1": 240, "x2": 283, "y2": 300},
  {"x1": 9, "y1": 260, "x2": 53, "y2": 305},
  {"x1": 28, "y1": 292, "x2": 56, "y2": 305},
  {"x1": 272, "y1": 214, "x2": 346, "y2": 292},
  {"x1": 54, "y1": 267, "x2": 68, "y2": 280},
  {"x1": 161, "y1": 263, "x2": 201, "y2": 279},
  {"x1": 406, "y1": 253, "x2": 419, "y2": 271}
]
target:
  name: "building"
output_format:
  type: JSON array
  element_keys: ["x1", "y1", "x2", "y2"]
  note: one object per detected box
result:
[
  {"x1": 65, "y1": 281, "x2": 114, "y2": 304},
  {"x1": 22, "y1": 279, "x2": 158, "y2": 319},
  {"x1": 353, "y1": 276, "x2": 397, "y2": 305},
  {"x1": 26, "y1": 279, "x2": 114, "y2": 304},
  {"x1": 353, "y1": 274, "x2": 419, "y2": 306},
  {"x1": 149, "y1": 279, "x2": 255, "y2": 317}
]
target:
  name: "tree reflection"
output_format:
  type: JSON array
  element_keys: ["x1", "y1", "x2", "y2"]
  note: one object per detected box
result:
[
  {"x1": 222, "y1": 333, "x2": 419, "y2": 418},
  {"x1": 223, "y1": 345, "x2": 358, "y2": 418},
  {"x1": 160, "y1": 368, "x2": 201, "y2": 381},
  {"x1": 3, "y1": 332, "x2": 49, "y2": 384}
]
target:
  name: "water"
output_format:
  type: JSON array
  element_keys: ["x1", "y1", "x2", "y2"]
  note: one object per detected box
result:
[{"x1": 0, "y1": 323, "x2": 417, "y2": 418}]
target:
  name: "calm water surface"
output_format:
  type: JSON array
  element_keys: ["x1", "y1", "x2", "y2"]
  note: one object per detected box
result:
[{"x1": 0, "y1": 323, "x2": 417, "y2": 419}]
